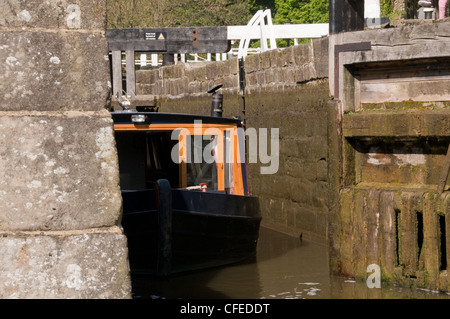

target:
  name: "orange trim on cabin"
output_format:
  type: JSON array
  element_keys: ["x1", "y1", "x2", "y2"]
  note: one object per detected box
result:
[
  {"x1": 113, "y1": 123, "x2": 236, "y2": 132},
  {"x1": 114, "y1": 123, "x2": 245, "y2": 196}
]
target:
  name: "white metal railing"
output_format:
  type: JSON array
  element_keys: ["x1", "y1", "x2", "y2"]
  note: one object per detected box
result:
[
  {"x1": 130, "y1": 47, "x2": 263, "y2": 68},
  {"x1": 126, "y1": 9, "x2": 329, "y2": 67}
]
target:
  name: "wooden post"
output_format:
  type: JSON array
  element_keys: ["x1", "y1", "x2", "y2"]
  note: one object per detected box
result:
[
  {"x1": 125, "y1": 50, "x2": 136, "y2": 99},
  {"x1": 156, "y1": 179, "x2": 172, "y2": 277},
  {"x1": 111, "y1": 50, "x2": 123, "y2": 99}
]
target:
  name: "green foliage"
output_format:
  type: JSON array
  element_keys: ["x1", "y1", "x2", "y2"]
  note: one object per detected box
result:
[
  {"x1": 274, "y1": 0, "x2": 329, "y2": 24},
  {"x1": 380, "y1": 0, "x2": 394, "y2": 17},
  {"x1": 248, "y1": 0, "x2": 276, "y2": 15},
  {"x1": 171, "y1": 0, "x2": 248, "y2": 27},
  {"x1": 269, "y1": 0, "x2": 328, "y2": 48},
  {"x1": 107, "y1": 0, "x2": 331, "y2": 49},
  {"x1": 106, "y1": 0, "x2": 248, "y2": 28},
  {"x1": 107, "y1": 0, "x2": 330, "y2": 28},
  {"x1": 380, "y1": 0, "x2": 403, "y2": 20}
]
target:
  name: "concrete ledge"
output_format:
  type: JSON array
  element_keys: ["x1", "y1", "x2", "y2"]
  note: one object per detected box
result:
[
  {"x1": 0, "y1": 226, "x2": 131, "y2": 299},
  {"x1": 343, "y1": 111, "x2": 450, "y2": 137}
]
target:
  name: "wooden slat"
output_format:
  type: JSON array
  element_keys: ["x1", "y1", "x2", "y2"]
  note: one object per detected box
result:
[
  {"x1": 360, "y1": 79, "x2": 450, "y2": 103},
  {"x1": 125, "y1": 50, "x2": 136, "y2": 99},
  {"x1": 111, "y1": 50, "x2": 123, "y2": 99}
]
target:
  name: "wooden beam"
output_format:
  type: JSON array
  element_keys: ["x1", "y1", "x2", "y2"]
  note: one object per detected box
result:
[{"x1": 106, "y1": 27, "x2": 230, "y2": 53}]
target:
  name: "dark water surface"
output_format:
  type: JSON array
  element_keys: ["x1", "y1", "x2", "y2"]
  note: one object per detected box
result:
[{"x1": 131, "y1": 227, "x2": 450, "y2": 299}]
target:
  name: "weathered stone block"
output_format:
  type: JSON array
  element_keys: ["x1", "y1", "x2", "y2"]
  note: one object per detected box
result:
[
  {"x1": 0, "y1": 228, "x2": 131, "y2": 299},
  {"x1": 0, "y1": 0, "x2": 107, "y2": 30},
  {"x1": 222, "y1": 75, "x2": 239, "y2": 92},
  {"x1": 289, "y1": 179, "x2": 312, "y2": 205},
  {"x1": 312, "y1": 37, "x2": 329, "y2": 78},
  {"x1": 352, "y1": 189, "x2": 368, "y2": 279},
  {"x1": 260, "y1": 50, "x2": 272, "y2": 70},
  {"x1": 255, "y1": 71, "x2": 265, "y2": 87},
  {"x1": 0, "y1": 31, "x2": 110, "y2": 111},
  {"x1": 316, "y1": 159, "x2": 328, "y2": 182},
  {"x1": 422, "y1": 194, "x2": 441, "y2": 290},
  {"x1": 293, "y1": 43, "x2": 313, "y2": 67},
  {"x1": 226, "y1": 57, "x2": 240, "y2": 75},
  {"x1": 136, "y1": 83, "x2": 152, "y2": 95},
  {"x1": 339, "y1": 188, "x2": 355, "y2": 277},
  {"x1": 279, "y1": 46, "x2": 293, "y2": 67},
  {"x1": 267, "y1": 198, "x2": 286, "y2": 224},
  {"x1": 343, "y1": 112, "x2": 450, "y2": 138},
  {"x1": 163, "y1": 62, "x2": 185, "y2": 79},
  {"x1": 264, "y1": 68, "x2": 276, "y2": 85},
  {"x1": 293, "y1": 205, "x2": 317, "y2": 233},
  {"x1": 0, "y1": 113, "x2": 121, "y2": 231},
  {"x1": 284, "y1": 157, "x2": 302, "y2": 178},
  {"x1": 136, "y1": 70, "x2": 151, "y2": 84},
  {"x1": 379, "y1": 191, "x2": 396, "y2": 280},
  {"x1": 269, "y1": 48, "x2": 282, "y2": 68},
  {"x1": 188, "y1": 64, "x2": 207, "y2": 82},
  {"x1": 243, "y1": 53, "x2": 260, "y2": 74}
]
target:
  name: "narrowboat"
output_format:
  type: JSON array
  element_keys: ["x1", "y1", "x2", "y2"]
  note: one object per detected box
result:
[{"x1": 112, "y1": 88, "x2": 261, "y2": 276}]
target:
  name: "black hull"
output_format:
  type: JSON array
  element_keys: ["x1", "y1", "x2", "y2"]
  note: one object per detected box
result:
[{"x1": 121, "y1": 185, "x2": 261, "y2": 276}]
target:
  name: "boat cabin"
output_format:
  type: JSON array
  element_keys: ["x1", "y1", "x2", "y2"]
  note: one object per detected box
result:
[
  {"x1": 112, "y1": 112, "x2": 249, "y2": 196},
  {"x1": 111, "y1": 110, "x2": 260, "y2": 276}
]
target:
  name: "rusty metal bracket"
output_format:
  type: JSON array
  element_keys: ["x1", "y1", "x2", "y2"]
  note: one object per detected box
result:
[{"x1": 334, "y1": 42, "x2": 371, "y2": 99}]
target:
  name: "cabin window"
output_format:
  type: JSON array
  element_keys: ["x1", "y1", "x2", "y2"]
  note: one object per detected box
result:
[
  {"x1": 223, "y1": 128, "x2": 245, "y2": 195},
  {"x1": 224, "y1": 131, "x2": 234, "y2": 193},
  {"x1": 115, "y1": 131, "x2": 179, "y2": 190},
  {"x1": 184, "y1": 135, "x2": 219, "y2": 191},
  {"x1": 145, "y1": 132, "x2": 179, "y2": 188}
]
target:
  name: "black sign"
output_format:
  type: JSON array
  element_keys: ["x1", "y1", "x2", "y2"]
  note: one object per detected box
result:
[{"x1": 144, "y1": 32, "x2": 167, "y2": 41}]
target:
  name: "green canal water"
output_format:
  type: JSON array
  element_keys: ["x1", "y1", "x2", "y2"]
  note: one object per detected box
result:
[{"x1": 131, "y1": 227, "x2": 450, "y2": 299}]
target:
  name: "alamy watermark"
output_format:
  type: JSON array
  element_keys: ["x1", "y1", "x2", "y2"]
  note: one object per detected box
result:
[
  {"x1": 366, "y1": 264, "x2": 381, "y2": 288},
  {"x1": 170, "y1": 120, "x2": 279, "y2": 175}
]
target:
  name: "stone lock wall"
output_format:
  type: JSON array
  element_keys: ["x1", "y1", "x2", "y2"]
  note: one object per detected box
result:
[
  {"x1": 329, "y1": 21, "x2": 450, "y2": 292},
  {"x1": 0, "y1": 0, "x2": 131, "y2": 298},
  {"x1": 136, "y1": 38, "x2": 331, "y2": 243},
  {"x1": 243, "y1": 40, "x2": 329, "y2": 243}
]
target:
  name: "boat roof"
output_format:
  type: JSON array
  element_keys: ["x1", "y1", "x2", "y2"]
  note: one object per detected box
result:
[{"x1": 111, "y1": 111, "x2": 242, "y2": 126}]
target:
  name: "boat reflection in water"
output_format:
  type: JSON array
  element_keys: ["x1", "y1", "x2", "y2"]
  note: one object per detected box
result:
[{"x1": 112, "y1": 106, "x2": 261, "y2": 276}]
